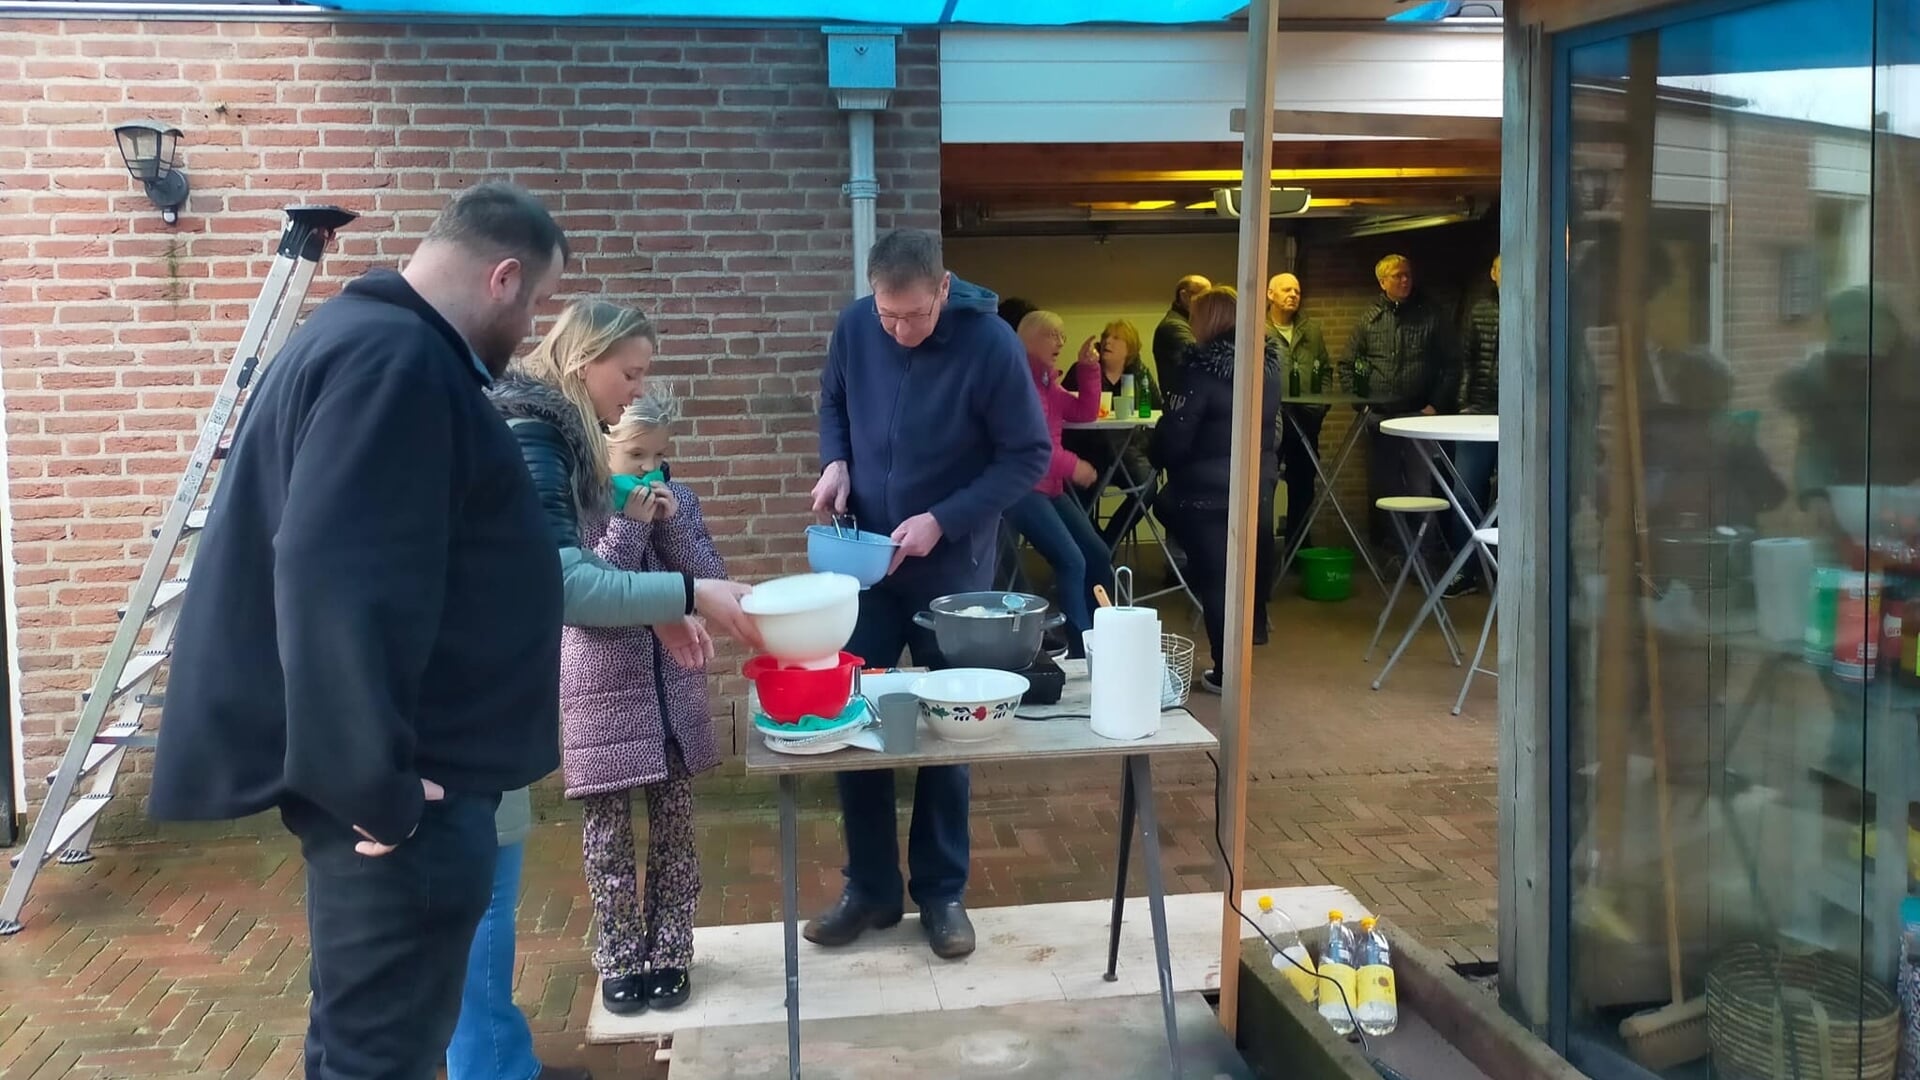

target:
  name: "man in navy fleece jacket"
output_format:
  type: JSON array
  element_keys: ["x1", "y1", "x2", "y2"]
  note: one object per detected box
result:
[{"x1": 806, "y1": 229, "x2": 1050, "y2": 959}]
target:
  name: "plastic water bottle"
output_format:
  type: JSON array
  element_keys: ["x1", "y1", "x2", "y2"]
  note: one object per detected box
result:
[
  {"x1": 1356, "y1": 916, "x2": 1399, "y2": 1036},
  {"x1": 1117, "y1": 373, "x2": 1136, "y2": 419},
  {"x1": 1256, "y1": 895, "x2": 1317, "y2": 1003},
  {"x1": 1318, "y1": 910, "x2": 1360, "y2": 1034}
]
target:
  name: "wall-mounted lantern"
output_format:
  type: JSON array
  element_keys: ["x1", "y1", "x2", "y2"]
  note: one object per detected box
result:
[{"x1": 113, "y1": 121, "x2": 189, "y2": 226}]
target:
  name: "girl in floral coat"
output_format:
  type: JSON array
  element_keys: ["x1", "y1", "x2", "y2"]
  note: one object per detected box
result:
[{"x1": 565, "y1": 388, "x2": 725, "y2": 1016}]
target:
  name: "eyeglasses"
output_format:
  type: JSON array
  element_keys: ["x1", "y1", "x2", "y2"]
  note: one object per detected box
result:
[{"x1": 876, "y1": 303, "x2": 940, "y2": 329}]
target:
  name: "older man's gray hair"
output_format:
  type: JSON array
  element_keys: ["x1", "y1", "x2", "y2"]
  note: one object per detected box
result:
[{"x1": 867, "y1": 229, "x2": 945, "y2": 293}]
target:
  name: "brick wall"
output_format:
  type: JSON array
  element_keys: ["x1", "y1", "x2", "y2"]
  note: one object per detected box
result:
[{"x1": 0, "y1": 17, "x2": 942, "y2": 817}]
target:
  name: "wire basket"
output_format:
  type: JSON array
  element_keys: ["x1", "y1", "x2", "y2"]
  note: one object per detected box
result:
[
  {"x1": 1706, "y1": 942, "x2": 1899, "y2": 1080},
  {"x1": 1086, "y1": 631, "x2": 1195, "y2": 709}
]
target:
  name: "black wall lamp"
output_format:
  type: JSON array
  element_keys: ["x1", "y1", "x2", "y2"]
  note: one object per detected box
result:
[{"x1": 113, "y1": 121, "x2": 189, "y2": 225}]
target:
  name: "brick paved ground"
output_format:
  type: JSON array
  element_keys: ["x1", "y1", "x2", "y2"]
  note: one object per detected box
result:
[{"x1": 0, "y1": 589, "x2": 1497, "y2": 1079}]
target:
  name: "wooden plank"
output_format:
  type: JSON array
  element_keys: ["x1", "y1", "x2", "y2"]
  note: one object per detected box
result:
[
  {"x1": 589, "y1": 888, "x2": 1364, "y2": 1047},
  {"x1": 1216, "y1": 0, "x2": 1280, "y2": 1040},
  {"x1": 1231, "y1": 106, "x2": 1503, "y2": 141},
  {"x1": 666, "y1": 993, "x2": 1253, "y2": 1080},
  {"x1": 1495, "y1": 1, "x2": 1553, "y2": 1034},
  {"x1": 1531, "y1": 0, "x2": 1681, "y2": 34}
]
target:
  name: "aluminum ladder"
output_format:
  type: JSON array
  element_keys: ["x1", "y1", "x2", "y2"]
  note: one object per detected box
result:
[{"x1": 0, "y1": 205, "x2": 356, "y2": 936}]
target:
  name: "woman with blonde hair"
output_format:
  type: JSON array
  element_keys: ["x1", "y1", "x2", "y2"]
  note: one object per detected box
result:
[
  {"x1": 1062, "y1": 317, "x2": 1160, "y2": 545},
  {"x1": 1149, "y1": 286, "x2": 1283, "y2": 691},
  {"x1": 1004, "y1": 309, "x2": 1113, "y2": 656},
  {"x1": 447, "y1": 299, "x2": 757, "y2": 1080}
]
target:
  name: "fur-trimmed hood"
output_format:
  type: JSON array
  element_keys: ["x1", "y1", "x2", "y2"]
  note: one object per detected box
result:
[{"x1": 486, "y1": 369, "x2": 608, "y2": 517}]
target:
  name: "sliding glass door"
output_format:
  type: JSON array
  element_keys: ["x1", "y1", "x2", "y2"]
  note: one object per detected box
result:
[{"x1": 1552, "y1": 0, "x2": 1915, "y2": 1074}]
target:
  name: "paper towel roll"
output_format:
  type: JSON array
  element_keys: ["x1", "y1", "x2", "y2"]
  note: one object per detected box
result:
[
  {"x1": 1752, "y1": 537, "x2": 1814, "y2": 644},
  {"x1": 1091, "y1": 606, "x2": 1162, "y2": 740}
]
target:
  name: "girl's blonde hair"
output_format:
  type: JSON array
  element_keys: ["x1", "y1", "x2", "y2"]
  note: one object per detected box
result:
[
  {"x1": 609, "y1": 383, "x2": 681, "y2": 444},
  {"x1": 518, "y1": 299, "x2": 658, "y2": 494}
]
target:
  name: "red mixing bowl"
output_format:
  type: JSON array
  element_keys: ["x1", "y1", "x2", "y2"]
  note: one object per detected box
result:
[{"x1": 744, "y1": 652, "x2": 863, "y2": 724}]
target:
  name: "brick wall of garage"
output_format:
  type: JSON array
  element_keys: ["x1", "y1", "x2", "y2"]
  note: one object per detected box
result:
[{"x1": 0, "y1": 16, "x2": 942, "y2": 821}]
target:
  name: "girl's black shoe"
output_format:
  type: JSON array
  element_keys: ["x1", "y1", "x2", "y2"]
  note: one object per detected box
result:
[
  {"x1": 601, "y1": 973, "x2": 648, "y2": 1016},
  {"x1": 648, "y1": 968, "x2": 692, "y2": 1010}
]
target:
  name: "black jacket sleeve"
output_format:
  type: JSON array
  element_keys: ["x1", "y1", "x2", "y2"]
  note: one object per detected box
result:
[
  {"x1": 509, "y1": 418, "x2": 582, "y2": 550},
  {"x1": 273, "y1": 356, "x2": 453, "y2": 845}
]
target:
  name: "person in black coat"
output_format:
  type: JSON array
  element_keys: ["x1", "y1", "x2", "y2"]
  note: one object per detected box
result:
[
  {"x1": 1151, "y1": 274, "x2": 1211, "y2": 397},
  {"x1": 1446, "y1": 255, "x2": 1501, "y2": 593},
  {"x1": 1148, "y1": 286, "x2": 1283, "y2": 692},
  {"x1": 150, "y1": 183, "x2": 573, "y2": 1080}
]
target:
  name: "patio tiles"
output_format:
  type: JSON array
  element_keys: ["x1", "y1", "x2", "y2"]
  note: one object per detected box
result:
[{"x1": 0, "y1": 585, "x2": 1497, "y2": 1078}]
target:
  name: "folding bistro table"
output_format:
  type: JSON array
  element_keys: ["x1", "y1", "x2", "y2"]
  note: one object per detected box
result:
[
  {"x1": 1062, "y1": 411, "x2": 1199, "y2": 607},
  {"x1": 1275, "y1": 394, "x2": 1392, "y2": 590},
  {"x1": 1370, "y1": 414, "x2": 1499, "y2": 691},
  {"x1": 743, "y1": 662, "x2": 1217, "y2": 1080}
]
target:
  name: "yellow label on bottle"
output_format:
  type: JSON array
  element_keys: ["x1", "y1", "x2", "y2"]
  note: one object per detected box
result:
[
  {"x1": 1317, "y1": 961, "x2": 1358, "y2": 1010},
  {"x1": 1274, "y1": 945, "x2": 1318, "y2": 1003},
  {"x1": 1357, "y1": 964, "x2": 1397, "y2": 1010}
]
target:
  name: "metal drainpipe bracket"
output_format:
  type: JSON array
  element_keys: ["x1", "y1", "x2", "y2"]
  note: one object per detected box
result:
[{"x1": 843, "y1": 178, "x2": 881, "y2": 199}]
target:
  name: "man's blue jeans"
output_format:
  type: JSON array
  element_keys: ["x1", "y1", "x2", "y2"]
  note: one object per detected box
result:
[
  {"x1": 1004, "y1": 489, "x2": 1114, "y2": 652},
  {"x1": 446, "y1": 841, "x2": 540, "y2": 1080}
]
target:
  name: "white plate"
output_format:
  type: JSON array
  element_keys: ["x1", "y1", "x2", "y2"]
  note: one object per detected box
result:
[{"x1": 762, "y1": 732, "x2": 859, "y2": 755}]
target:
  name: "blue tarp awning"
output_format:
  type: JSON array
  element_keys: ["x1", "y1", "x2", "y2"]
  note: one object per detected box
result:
[
  {"x1": 312, "y1": 0, "x2": 1245, "y2": 23},
  {"x1": 1566, "y1": 0, "x2": 1917, "y2": 77}
]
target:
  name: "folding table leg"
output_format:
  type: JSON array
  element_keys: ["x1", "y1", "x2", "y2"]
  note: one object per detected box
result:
[
  {"x1": 1104, "y1": 759, "x2": 1137, "y2": 982},
  {"x1": 778, "y1": 775, "x2": 801, "y2": 1080},
  {"x1": 1128, "y1": 755, "x2": 1184, "y2": 1078}
]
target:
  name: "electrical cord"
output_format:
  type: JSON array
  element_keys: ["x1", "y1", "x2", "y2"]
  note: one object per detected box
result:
[
  {"x1": 1019, "y1": 704, "x2": 1410, "y2": 1073},
  {"x1": 1206, "y1": 750, "x2": 1374, "y2": 1060}
]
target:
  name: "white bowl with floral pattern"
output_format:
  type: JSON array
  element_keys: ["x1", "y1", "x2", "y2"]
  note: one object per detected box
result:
[{"x1": 910, "y1": 668, "x2": 1030, "y2": 743}]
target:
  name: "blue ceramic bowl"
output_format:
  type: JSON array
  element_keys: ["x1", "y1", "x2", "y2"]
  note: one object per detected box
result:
[{"x1": 806, "y1": 525, "x2": 897, "y2": 588}]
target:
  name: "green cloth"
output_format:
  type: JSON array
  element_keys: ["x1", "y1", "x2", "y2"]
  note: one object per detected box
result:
[{"x1": 610, "y1": 469, "x2": 667, "y2": 513}]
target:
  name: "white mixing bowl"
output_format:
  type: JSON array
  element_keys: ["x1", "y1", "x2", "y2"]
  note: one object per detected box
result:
[
  {"x1": 911, "y1": 668, "x2": 1030, "y2": 743},
  {"x1": 740, "y1": 572, "x2": 860, "y2": 667}
]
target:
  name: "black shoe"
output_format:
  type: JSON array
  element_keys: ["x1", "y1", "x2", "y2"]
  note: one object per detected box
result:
[
  {"x1": 1252, "y1": 620, "x2": 1270, "y2": 646},
  {"x1": 648, "y1": 967, "x2": 691, "y2": 1010},
  {"x1": 921, "y1": 900, "x2": 977, "y2": 959},
  {"x1": 601, "y1": 973, "x2": 647, "y2": 1016},
  {"x1": 1443, "y1": 575, "x2": 1481, "y2": 599},
  {"x1": 803, "y1": 890, "x2": 903, "y2": 947},
  {"x1": 1200, "y1": 670, "x2": 1223, "y2": 695},
  {"x1": 536, "y1": 1067, "x2": 592, "y2": 1080}
]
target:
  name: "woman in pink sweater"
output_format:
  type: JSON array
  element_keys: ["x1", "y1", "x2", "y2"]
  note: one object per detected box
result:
[{"x1": 1002, "y1": 310, "x2": 1115, "y2": 656}]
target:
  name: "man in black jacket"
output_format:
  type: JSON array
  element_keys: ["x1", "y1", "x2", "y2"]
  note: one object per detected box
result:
[
  {"x1": 1151, "y1": 273, "x2": 1211, "y2": 396},
  {"x1": 1344, "y1": 254, "x2": 1458, "y2": 559},
  {"x1": 1446, "y1": 255, "x2": 1500, "y2": 594},
  {"x1": 151, "y1": 182, "x2": 570, "y2": 1080}
]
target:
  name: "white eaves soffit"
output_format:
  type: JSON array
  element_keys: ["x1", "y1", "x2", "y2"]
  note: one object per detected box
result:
[{"x1": 939, "y1": 27, "x2": 1502, "y2": 144}]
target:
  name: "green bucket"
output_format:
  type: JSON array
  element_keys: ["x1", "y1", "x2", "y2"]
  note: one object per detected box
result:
[{"x1": 1297, "y1": 547, "x2": 1356, "y2": 602}]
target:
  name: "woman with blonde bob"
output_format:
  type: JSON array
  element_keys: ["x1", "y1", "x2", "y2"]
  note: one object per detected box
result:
[{"x1": 446, "y1": 299, "x2": 756, "y2": 1080}]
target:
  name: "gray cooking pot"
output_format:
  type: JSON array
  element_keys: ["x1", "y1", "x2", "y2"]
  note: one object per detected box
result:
[{"x1": 913, "y1": 591, "x2": 1065, "y2": 672}]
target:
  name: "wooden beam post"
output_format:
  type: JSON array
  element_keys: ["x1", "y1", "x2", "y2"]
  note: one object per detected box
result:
[
  {"x1": 1216, "y1": 0, "x2": 1279, "y2": 1036},
  {"x1": 1496, "y1": 0, "x2": 1554, "y2": 1032}
]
